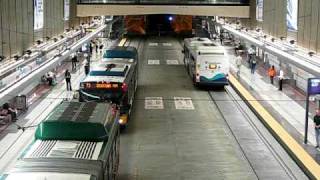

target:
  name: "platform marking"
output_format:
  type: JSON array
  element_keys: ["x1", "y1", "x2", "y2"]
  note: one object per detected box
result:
[
  {"x1": 174, "y1": 97, "x2": 194, "y2": 110},
  {"x1": 166, "y1": 60, "x2": 179, "y2": 65},
  {"x1": 148, "y1": 60, "x2": 160, "y2": 65},
  {"x1": 162, "y1": 43, "x2": 172, "y2": 46},
  {"x1": 149, "y1": 43, "x2": 158, "y2": 46},
  {"x1": 145, "y1": 97, "x2": 164, "y2": 109}
]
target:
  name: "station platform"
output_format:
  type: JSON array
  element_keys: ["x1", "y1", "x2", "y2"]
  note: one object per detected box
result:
[
  {"x1": 225, "y1": 42, "x2": 320, "y2": 161},
  {"x1": 0, "y1": 38, "x2": 114, "y2": 173}
]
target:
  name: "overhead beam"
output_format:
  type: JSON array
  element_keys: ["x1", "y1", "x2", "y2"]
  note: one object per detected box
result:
[{"x1": 77, "y1": 5, "x2": 250, "y2": 18}]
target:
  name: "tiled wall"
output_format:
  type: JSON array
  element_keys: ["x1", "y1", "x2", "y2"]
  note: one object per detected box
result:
[
  {"x1": 0, "y1": 0, "x2": 89, "y2": 60},
  {"x1": 251, "y1": 0, "x2": 320, "y2": 53}
]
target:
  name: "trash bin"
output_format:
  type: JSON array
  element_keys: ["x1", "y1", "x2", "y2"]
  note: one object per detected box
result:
[{"x1": 15, "y1": 95, "x2": 27, "y2": 111}]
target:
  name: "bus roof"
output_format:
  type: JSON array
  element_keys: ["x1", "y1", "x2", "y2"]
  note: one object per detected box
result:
[
  {"x1": 35, "y1": 102, "x2": 112, "y2": 142},
  {"x1": 102, "y1": 57, "x2": 135, "y2": 64},
  {"x1": 103, "y1": 46, "x2": 137, "y2": 59},
  {"x1": 90, "y1": 63, "x2": 130, "y2": 77},
  {"x1": 184, "y1": 37, "x2": 214, "y2": 47}
]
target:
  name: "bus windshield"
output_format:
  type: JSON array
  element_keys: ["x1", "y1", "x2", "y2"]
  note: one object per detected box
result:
[{"x1": 89, "y1": 70, "x2": 125, "y2": 77}]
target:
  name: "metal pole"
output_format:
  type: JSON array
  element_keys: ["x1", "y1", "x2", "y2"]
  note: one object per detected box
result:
[
  {"x1": 304, "y1": 80, "x2": 310, "y2": 144},
  {"x1": 304, "y1": 94, "x2": 310, "y2": 144}
]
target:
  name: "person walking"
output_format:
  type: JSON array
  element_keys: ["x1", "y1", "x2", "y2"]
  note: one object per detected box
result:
[
  {"x1": 314, "y1": 109, "x2": 320, "y2": 148},
  {"x1": 65, "y1": 69, "x2": 72, "y2": 91},
  {"x1": 250, "y1": 57, "x2": 257, "y2": 74},
  {"x1": 278, "y1": 68, "x2": 284, "y2": 91},
  {"x1": 248, "y1": 46, "x2": 255, "y2": 63},
  {"x1": 268, "y1": 65, "x2": 276, "y2": 84},
  {"x1": 235, "y1": 53, "x2": 242, "y2": 77}
]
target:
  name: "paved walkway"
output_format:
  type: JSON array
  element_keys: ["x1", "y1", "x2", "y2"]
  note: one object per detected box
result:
[
  {"x1": 0, "y1": 38, "x2": 116, "y2": 173},
  {"x1": 224, "y1": 43, "x2": 320, "y2": 163}
]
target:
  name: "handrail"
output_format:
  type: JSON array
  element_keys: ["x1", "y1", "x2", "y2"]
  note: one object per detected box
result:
[
  {"x1": 220, "y1": 23, "x2": 320, "y2": 77},
  {"x1": 0, "y1": 24, "x2": 107, "y2": 105}
]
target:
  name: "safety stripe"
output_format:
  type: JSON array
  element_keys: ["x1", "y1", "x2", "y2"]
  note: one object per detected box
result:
[
  {"x1": 229, "y1": 73, "x2": 320, "y2": 179},
  {"x1": 118, "y1": 38, "x2": 127, "y2": 47}
]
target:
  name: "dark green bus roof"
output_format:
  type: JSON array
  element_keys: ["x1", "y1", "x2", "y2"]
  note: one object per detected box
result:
[
  {"x1": 35, "y1": 102, "x2": 112, "y2": 142},
  {"x1": 103, "y1": 46, "x2": 137, "y2": 59}
]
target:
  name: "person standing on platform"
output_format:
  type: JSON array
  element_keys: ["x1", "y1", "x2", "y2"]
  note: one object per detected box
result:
[
  {"x1": 250, "y1": 57, "x2": 257, "y2": 74},
  {"x1": 278, "y1": 68, "x2": 284, "y2": 91},
  {"x1": 83, "y1": 59, "x2": 89, "y2": 76},
  {"x1": 248, "y1": 46, "x2": 255, "y2": 63},
  {"x1": 314, "y1": 109, "x2": 320, "y2": 148},
  {"x1": 99, "y1": 44, "x2": 104, "y2": 54},
  {"x1": 89, "y1": 42, "x2": 94, "y2": 55},
  {"x1": 235, "y1": 53, "x2": 242, "y2": 77},
  {"x1": 268, "y1": 65, "x2": 276, "y2": 84},
  {"x1": 71, "y1": 54, "x2": 77, "y2": 71},
  {"x1": 95, "y1": 42, "x2": 98, "y2": 53},
  {"x1": 65, "y1": 69, "x2": 72, "y2": 91},
  {"x1": 219, "y1": 33, "x2": 224, "y2": 45}
]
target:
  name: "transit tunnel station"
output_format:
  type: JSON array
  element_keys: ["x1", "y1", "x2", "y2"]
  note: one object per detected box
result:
[{"x1": 1, "y1": 0, "x2": 320, "y2": 179}]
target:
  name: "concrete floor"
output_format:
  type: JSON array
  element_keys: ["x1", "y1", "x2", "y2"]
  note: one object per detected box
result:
[{"x1": 119, "y1": 37, "x2": 257, "y2": 180}]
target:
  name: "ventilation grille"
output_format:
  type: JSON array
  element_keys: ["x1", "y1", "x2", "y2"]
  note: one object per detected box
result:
[
  {"x1": 29, "y1": 140, "x2": 56, "y2": 158},
  {"x1": 74, "y1": 141, "x2": 97, "y2": 159},
  {"x1": 27, "y1": 140, "x2": 98, "y2": 160}
]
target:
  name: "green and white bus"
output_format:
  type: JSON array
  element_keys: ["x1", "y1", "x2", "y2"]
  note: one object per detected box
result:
[{"x1": 1, "y1": 102, "x2": 120, "y2": 180}]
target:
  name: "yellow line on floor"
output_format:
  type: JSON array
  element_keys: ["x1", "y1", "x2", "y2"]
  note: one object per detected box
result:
[
  {"x1": 229, "y1": 74, "x2": 320, "y2": 179},
  {"x1": 118, "y1": 38, "x2": 127, "y2": 47}
]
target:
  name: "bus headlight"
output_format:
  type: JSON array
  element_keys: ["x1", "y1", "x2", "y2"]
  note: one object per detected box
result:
[
  {"x1": 119, "y1": 119, "x2": 125, "y2": 124},
  {"x1": 118, "y1": 114, "x2": 128, "y2": 125}
]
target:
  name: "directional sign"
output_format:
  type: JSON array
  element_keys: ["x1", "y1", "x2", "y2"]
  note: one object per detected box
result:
[
  {"x1": 148, "y1": 60, "x2": 160, "y2": 65},
  {"x1": 174, "y1": 97, "x2": 194, "y2": 110},
  {"x1": 162, "y1": 43, "x2": 172, "y2": 46},
  {"x1": 149, "y1": 43, "x2": 158, "y2": 46},
  {"x1": 166, "y1": 60, "x2": 179, "y2": 65},
  {"x1": 145, "y1": 97, "x2": 164, "y2": 109}
]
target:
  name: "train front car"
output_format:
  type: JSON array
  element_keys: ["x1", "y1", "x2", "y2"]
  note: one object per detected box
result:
[
  {"x1": 79, "y1": 61, "x2": 137, "y2": 128},
  {"x1": 0, "y1": 102, "x2": 120, "y2": 180}
]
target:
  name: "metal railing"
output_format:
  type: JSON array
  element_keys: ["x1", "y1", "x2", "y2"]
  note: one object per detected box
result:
[{"x1": 77, "y1": 0, "x2": 249, "y2": 5}]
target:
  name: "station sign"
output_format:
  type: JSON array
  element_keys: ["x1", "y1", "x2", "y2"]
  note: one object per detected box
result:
[
  {"x1": 34, "y1": 0, "x2": 44, "y2": 30},
  {"x1": 307, "y1": 78, "x2": 320, "y2": 95}
]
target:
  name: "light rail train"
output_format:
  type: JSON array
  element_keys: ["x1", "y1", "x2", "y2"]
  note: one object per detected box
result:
[
  {"x1": 183, "y1": 37, "x2": 229, "y2": 87},
  {"x1": 0, "y1": 102, "x2": 120, "y2": 180}
]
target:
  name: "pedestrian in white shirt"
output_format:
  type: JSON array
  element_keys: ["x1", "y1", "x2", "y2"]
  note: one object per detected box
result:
[
  {"x1": 278, "y1": 69, "x2": 284, "y2": 91},
  {"x1": 235, "y1": 54, "x2": 242, "y2": 77}
]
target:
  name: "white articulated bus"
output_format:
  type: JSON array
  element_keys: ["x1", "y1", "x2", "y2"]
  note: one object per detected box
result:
[{"x1": 183, "y1": 37, "x2": 229, "y2": 87}]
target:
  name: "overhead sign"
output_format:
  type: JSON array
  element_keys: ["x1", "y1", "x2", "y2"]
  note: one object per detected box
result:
[
  {"x1": 307, "y1": 78, "x2": 320, "y2": 95},
  {"x1": 256, "y1": 0, "x2": 263, "y2": 21},
  {"x1": 64, "y1": 0, "x2": 70, "y2": 21},
  {"x1": 287, "y1": 0, "x2": 298, "y2": 31},
  {"x1": 34, "y1": 0, "x2": 44, "y2": 30}
]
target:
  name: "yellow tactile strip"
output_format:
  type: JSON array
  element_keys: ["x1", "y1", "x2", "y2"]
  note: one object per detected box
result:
[
  {"x1": 229, "y1": 74, "x2": 320, "y2": 179},
  {"x1": 118, "y1": 38, "x2": 127, "y2": 47}
]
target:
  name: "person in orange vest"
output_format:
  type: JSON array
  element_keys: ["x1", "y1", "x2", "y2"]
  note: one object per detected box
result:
[{"x1": 268, "y1": 65, "x2": 276, "y2": 84}]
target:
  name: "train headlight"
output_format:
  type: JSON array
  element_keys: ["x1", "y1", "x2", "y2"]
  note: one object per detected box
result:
[{"x1": 80, "y1": 83, "x2": 84, "y2": 88}]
